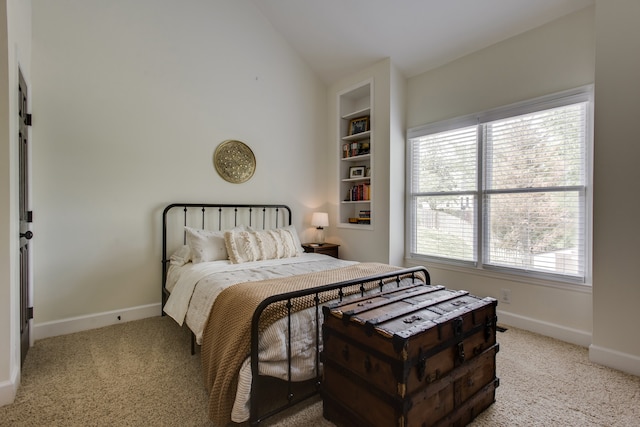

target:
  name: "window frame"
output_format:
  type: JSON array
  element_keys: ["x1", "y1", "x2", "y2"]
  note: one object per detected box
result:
[{"x1": 406, "y1": 86, "x2": 593, "y2": 286}]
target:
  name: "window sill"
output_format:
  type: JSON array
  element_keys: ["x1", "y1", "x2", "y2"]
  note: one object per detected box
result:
[{"x1": 404, "y1": 257, "x2": 592, "y2": 294}]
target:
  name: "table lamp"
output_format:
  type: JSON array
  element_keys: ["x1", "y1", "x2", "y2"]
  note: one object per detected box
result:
[{"x1": 311, "y1": 212, "x2": 329, "y2": 245}]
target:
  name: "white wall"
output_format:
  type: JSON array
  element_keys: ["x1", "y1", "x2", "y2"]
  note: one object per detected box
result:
[
  {"x1": 0, "y1": 0, "x2": 32, "y2": 407},
  {"x1": 591, "y1": 0, "x2": 640, "y2": 374},
  {"x1": 328, "y1": 59, "x2": 407, "y2": 265},
  {"x1": 0, "y1": 0, "x2": 13, "y2": 406},
  {"x1": 404, "y1": 7, "x2": 596, "y2": 346},
  {"x1": 29, "y1": 0, "x2": 328, "y2": 328},
  {"x1": 388, "y1": 62, "x2": 406, "y2": 267}
]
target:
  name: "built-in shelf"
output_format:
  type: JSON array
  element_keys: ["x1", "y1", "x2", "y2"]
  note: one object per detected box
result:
[
  {"x1": 342, "y1": 177, "x2": 371, "y2": 183},
  {"x1": 338, "y1": 79, "x2": 373, "y2": 228},
  {"x1": 342, "y1": 154, "x2": 370, "y2": 162},
  {"x1": 342, "y1": 107, "x2": 371, "y2": 121},
  {"x1": 341, "y1": 130, "x2": 371, "y2": 142}
]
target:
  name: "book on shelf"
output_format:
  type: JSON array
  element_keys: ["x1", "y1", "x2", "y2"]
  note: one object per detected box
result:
[
  {"x1": 348, "y1": 217, "x2": 371, "y2": 224},
  {"x1": 342, "y1": 140, "x2": 371, "y2": 158},
  {"x1": 350, "y1": 142, "x2": 358, "y2": 157},
  {"x1": 349, "y1": 183, "x2": 370, "y2": 201},
  {"x1": 364, "y1": 183, "x2": 370, "y2": 200}
]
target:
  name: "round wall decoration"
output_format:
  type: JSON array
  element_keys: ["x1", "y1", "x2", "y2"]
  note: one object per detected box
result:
[{"x1": 213, "y1": 139, "x2": 256, "y2": 183}]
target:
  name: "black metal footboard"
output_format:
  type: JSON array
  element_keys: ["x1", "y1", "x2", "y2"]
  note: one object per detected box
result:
[{"x1": 248, "y1": 266, "x2": 431, "y2": 425}]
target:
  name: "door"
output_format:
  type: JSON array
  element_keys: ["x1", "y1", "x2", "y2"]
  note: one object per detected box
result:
[{"x1": 18, "y1": 68, "x2": 33, "y2": 365}]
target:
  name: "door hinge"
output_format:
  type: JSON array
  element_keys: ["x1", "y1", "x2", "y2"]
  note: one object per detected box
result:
[
  {"x1": 27, "y1": 211, "x2": 33, "y2": 223},
  {"x1": 27, "y1": 307, "x2": 33, "y2": 320},
  {"x1": 25, "y1": 114, "x2": 32, "y2": 126}
]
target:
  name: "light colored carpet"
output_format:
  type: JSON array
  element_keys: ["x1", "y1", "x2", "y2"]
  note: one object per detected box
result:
[{"x1": 1, "y1": 316, "x2": 639, "y2": 426}]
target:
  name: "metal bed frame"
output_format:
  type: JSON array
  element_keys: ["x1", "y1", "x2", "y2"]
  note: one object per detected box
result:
[
  {"x1": 160, "y1": 203, "x2": 431, "y2": 425},
  {"x1": 161, "y1": 203, "x2": 292, "y2": 355},
  {"x1": 161, "y1": 203, "x2": 292, "y2": 308},
  {"x1": 248, "y1": 265, "x2": 430, "y2": 425}
]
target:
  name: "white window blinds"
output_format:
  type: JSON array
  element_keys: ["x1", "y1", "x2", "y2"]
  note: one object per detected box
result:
[
  {"x1": 484, "y1": 104, "x2": 587, "y2": 277},
  {"x1": 409, "y1": 126, "x2": 478, "y2": 262},
  {"x1": 407, "y1": 87, "x2": 592, "y2": 284}
]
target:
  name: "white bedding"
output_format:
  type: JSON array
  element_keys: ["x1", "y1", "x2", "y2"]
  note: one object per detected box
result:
[
  {"x1": 164, "y1": 253, "x2": 356, "y2": 344},
  {"x1": 163, "y1": 253, "x2": 357, "y2": 422}
]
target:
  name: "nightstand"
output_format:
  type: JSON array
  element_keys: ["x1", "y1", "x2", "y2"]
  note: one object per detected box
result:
[{"x1": 302, "y1": 243, "x2": 340, "y2": 259}]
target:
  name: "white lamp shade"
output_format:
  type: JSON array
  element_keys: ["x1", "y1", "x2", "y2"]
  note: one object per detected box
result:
[{"x1": 311, "y1": 212, "x2": 329, "y2": 228}]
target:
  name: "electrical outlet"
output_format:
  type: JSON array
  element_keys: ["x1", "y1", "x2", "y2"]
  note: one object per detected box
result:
[{"x1": 500, "y1": 288, "x2": 511, "y2": 304}]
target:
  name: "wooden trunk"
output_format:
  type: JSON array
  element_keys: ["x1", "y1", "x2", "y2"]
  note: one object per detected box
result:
[{"x1": 321, "y1": 284, "x2": 499, "y2": 427}]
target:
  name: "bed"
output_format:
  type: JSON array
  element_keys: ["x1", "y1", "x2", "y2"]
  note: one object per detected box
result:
[{"x1": 160, "y1": 203, "x2": 430, "y2": 425}]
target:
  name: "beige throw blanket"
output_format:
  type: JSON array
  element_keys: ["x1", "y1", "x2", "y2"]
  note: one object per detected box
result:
[{"x1": 202, "y1": 262, "x2": 416, "y2": 425}]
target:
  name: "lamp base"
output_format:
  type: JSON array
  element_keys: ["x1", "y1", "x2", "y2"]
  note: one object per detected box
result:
[{"x1": 316, "y1": 227, "x2": 325, "y2": 245}]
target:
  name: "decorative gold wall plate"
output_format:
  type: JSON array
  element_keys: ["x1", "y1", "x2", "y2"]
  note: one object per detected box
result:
[{"x1": 213, "y1": 140, "x2": 256, "y2": 183}]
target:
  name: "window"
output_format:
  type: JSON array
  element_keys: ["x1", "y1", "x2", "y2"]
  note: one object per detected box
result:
[{"x1": 407, "y1": 87, "x2": 592, "y2": 284}]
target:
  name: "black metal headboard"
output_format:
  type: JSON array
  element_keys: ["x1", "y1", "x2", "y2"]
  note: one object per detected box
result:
[{"x1": 161, "y1": 203, "x2": 293, "y2": 310}]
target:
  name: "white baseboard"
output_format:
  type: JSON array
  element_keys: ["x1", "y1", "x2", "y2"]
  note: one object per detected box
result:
[
  {"x1": 589, "y1": 344, "x2": 640, "y2": 377},
  {"x1": 497, "y1": 309, "x2": 592, "y2": 348},
  {"x1": 1, "y1": 304, "x2": 161, "y2": 408},
  {"x1": 0, "y1": 364, "x2": 19, "y2": 407},
  {"x1": 33, "y1": 303, "x2": 162, "y2": 341},
  {"x1": 491, "y1": 311, "x2": 640, "y2": 377}
]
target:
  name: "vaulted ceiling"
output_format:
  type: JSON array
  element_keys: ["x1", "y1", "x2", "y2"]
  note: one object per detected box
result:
[{"x1": 250, "y1": 0, "x2": 594, "y2": 84}]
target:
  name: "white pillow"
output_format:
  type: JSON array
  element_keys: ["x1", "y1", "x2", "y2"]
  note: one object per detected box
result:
[
  {"x1": 281, "y1": 225, "x2": 304, "y2": 255},
  {"x1": 225, "y1": 227, "x2": 301, "y2": 264},
  {"x1": 184, "y1": 226, "x2": 228, "y2": 263},
  {"x1": 169, "y1": 245, "x2": 192, "y2": 266}
]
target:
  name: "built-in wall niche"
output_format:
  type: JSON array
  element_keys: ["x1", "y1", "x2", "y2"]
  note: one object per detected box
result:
[{"x1": 338, "y1": 79, "x2": 373, "y2": 228}]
